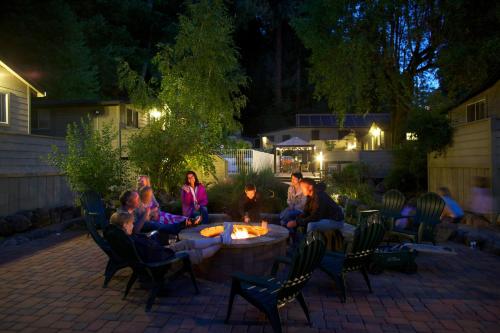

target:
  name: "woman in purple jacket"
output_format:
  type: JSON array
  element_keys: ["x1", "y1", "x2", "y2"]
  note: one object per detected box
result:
[{"x1": 181, "y1": 171, "x2": 209, "y2": 225}]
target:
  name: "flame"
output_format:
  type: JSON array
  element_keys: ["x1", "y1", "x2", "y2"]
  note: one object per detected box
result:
[{"x1": 232, "y1": 226, "x2": 250, "y2": 239}]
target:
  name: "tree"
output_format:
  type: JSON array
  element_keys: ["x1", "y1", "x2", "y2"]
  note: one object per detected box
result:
[
  {"x1": 46, "y1": 117, "x2": 129, "y2": 200},
  {"x1": 0, "y1": 0, "x2": 99, "y2": 99},
  {"x1": 437, "y1": 0, "x2": 500, "y2": 102},
  {"x1": 292, "y1": 0, "x2": 446, "y2": 143},
  {"x1": 120, "y1": 0, "x2": 247, "y2": 193}
]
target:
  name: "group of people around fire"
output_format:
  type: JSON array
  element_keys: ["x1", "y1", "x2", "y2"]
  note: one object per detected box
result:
[{"x1": 104, "y1": 171, "x2": 345, "y2": 266}]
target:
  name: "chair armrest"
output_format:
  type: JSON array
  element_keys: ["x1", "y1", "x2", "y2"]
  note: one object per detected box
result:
[
  {"x1": 271, "y1": 256, "x2": 292, "y2": 276},
  {"x1": 324, "y1": 250, "x2": 346, "y2": 259},
  {"x1": 232, "y1": 272, "x2": 275, "y2": 287}
]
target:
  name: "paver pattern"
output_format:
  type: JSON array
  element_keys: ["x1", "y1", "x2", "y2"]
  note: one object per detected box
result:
[{"x1": 0, "y1": 231, "x2": 499, "y2": 332}]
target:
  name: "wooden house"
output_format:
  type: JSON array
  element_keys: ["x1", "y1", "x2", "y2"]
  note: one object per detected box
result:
[
  {"x1": 258, "y1": 113, "x2": 393, "y2": 178},
  {"x1": 32, "y1": 100, "x2": 150, "y2": 157},
  {"x1": 0, "y1": 60, "x2": 74, "y2": 215},
  {"x1": 428, "y1": 79, "x2": 500, "y2": 222}
]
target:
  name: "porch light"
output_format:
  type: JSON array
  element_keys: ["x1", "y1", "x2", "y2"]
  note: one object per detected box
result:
[
  {"x1": 316, "y1": 151, "x2": 324, "y2": 170},
  {"x1": 369, "y1": 123, "x2": 381, "y2": 137},
  {"x1": 149, "y1": 108, "x2": 162, "y2": 120},
  {"x1": 346, "y1": 141, "x2": 357, "y2": 151}
]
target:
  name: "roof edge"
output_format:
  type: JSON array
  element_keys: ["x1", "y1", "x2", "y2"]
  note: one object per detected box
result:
[{"x1": 0, "y1": 60, "x2": 46, "y2": 97}]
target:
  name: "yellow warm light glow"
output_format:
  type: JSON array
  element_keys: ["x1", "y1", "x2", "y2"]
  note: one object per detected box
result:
[
  {"x1": 406, "y1": 132, "x2": 418, "y2": 141},
  {"x1": 346, "y1": 142, "x2": 357, "y2": 151},
  {"x1": 369, "y1": 123, "x2": 381, "y2": 137},
  {"x1": 316, "y1": 151, "x2": 324, "y2": 163},
  {"x1": 232, "y1": 227, "x2": 250, "y2": 239},
  {"x1": 149, "y1": 108, "x2": 162, "y2": 120}
]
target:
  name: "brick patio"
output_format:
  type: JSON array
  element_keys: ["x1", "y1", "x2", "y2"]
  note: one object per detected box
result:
[{"x1": 0, "y1": 231, "x2": 499, "y2": 333}]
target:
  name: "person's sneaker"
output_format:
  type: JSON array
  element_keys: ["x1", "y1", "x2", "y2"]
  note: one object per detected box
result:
[{"x1": 221, "y1": 222, "x2": 233, "y2": 245}]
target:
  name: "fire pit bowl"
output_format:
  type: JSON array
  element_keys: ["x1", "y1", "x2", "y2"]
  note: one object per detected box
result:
[{"x1": 179, "y1": 222, "x2": 289, "y2": 282}]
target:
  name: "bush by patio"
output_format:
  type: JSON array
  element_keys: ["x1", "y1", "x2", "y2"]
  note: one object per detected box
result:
[{"x1": 207, "y1": 169, "x2": 288, "y2": 215}]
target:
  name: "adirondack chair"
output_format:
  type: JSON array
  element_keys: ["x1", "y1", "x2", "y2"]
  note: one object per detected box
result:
[
  {"x1": 225, "y1": 231, "x2": 326, "y2": 333},
  {"x1": 85, "y1": 212, "x2": 129, "y2": 287},
  {"x1": 320, "y1": 217, "x2": 385, "y2": 302},
  {"x1": 105, "y1": 227, "x2": 199, "y2": 312},
  {"x1": 80, "y1": 191, "x2": 108, "y2": 229},
  {"x1": 379, "y1": 189, "x2": 406, "y2": 230},
  {"x1": 389, "y1": 192, "x2": 445, "y2": 245}
]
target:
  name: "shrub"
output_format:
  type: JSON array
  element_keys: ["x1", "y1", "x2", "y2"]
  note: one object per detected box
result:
[
  {"x1": 46, "y1": 117, "x2": 130, "y2": 201},
  {"x1": 325, "y1": 163, "x2": 376, "y2": 207},
  {"x1": 207, "y1": 169, "x2": 288, "y2": 214}
]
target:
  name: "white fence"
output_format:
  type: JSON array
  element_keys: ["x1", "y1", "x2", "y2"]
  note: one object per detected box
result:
[{"x1": 220, "y1": 149, "x2": 274, "y2": 174}]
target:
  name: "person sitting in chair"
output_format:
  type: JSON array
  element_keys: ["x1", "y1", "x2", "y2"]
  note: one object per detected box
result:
[
  {"x1": 104, "y1": 212, "x2": 233, "y2": 265},
  {"x1": 287, "y1": 178, "x2": 344, "y2": 233},
  {"x1": 117, "y1": 190, "x2": 180, "y2": 239}
]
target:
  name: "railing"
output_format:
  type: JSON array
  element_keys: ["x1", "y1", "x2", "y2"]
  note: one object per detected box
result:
[{"x1": 220, "y1": 149, "x2": 274, "y2": 174}]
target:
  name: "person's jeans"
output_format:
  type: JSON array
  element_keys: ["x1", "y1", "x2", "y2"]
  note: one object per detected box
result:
[
  {"x1": 306, "y1": 219, "x2": 344, "y2": 233},
  {"x1": 190, "y1": 206, "x2": 209, "y2": 224},
  {"x1": 280, "y1": 208, "x2": 303, "y2": 226},
  {"x1": 142, "y1": 221, "x2": 181, "y2": 235}
]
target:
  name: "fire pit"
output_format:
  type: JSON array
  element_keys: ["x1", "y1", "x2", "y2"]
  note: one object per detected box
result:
[{"x1": 179, "y1": 223, "x2": 289, "y2": 282}]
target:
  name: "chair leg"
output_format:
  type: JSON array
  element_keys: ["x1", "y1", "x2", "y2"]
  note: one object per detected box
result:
[
  {"x1": 184, "y1": 258, "x2": 199, "y2": 294},
  {"x1": 103, "y1": 260, "x2": 118, "y2": 288},
  {"x1": 123, "y1": 271, "x2": 138, "y2": 299},
  {"x1": 265, "y1": 307, "x2": 282, "y2": 333},
  {"x1": 361, "y1": 267, "x2": 372, "y2": 293},
  {"x1": 224, "y1": 280, "x2": 238, "y2": 324},
  {"x1": 145, "y1": 284, "x2": 160, "y2": 312},
  {"x1": 333, "y1": 273, "x2": 346, "y2": 303},
  {"x1": 296, "y1": 292, "x2": 311, "y2": 326}
]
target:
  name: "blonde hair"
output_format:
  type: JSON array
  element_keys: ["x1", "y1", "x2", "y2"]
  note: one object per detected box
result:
[
  {"x1": 139, "y1": 186, "x2": 152, "y2": 198},
  {"x1": 110, "y1": 212, "x2": 134, "y2": 228},
  {"x1": 137, "y1": 175, "x2": 151, "y2": 187}
]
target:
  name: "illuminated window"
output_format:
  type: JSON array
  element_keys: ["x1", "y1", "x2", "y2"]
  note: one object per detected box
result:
[
  {"x1": 406, "y1": 132, "x2": 418, "y2": 141},
  {"x1": 0, "y1": 92, "x2": 8, "y2": 124}
]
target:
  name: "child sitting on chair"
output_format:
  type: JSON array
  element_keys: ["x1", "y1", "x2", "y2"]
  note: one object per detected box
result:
[
  {"x1": 105, "y1": 212, "x2": 233, "y2": 265},
  {"x1": 139, "y1": 186, "x2": 160, "y2": 221}
]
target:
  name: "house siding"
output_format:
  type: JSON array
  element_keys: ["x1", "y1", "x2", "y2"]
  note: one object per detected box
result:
[
  {"x1": 0, "y1": 133, "x2": 74, "y2": 215},
  {"x1": 428, "y1": 119, "x2": 491, "y2": 208},
  {"x1": 0, "y1": 65, "x2": 30, "y2": 134}
]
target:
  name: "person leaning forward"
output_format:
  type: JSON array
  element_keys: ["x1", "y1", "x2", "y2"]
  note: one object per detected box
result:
[{"x1": 287, "y1": 178, "x2": 344, "y2": 233}]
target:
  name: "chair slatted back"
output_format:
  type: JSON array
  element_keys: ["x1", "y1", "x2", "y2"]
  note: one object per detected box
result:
[
  {"x1": 85, "y1": 213, "x2": 113, "y2": 256},
  {"x1": 381, "y1": 190, "x2": 405, "y2": 219},
  {"x1": 81, "y1": 191, "x2": 108, "y2": 229},
  {"x1": 277, "y1": 232, "x2": 326, "y2": 306},
  {"x1": 344, "y1": 221, "x2": 385, "y2": 272},
  {"x1": 416, "y1": 192, "x2": 445, "y2": 243}
]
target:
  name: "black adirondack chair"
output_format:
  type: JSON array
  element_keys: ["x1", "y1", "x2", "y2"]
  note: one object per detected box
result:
[
  {"x1": 380, "y1": 189, "x2": 406, "y2": 230},
  {"x1": 107, "y1": 230, "x2": 199, "y2": 312},
  {"x1": 80, "y1": 191, "x2": 108, "y2": 229},
  {"x1": 85, "y1": 213, "x2": 129, "y2": 288},
  {"x1": 389, "y1": 192, "x2": 445, "y2": 244},
  {"x1": 225, "y1": 231, "x2": 327, "y2": 333},
  {"x1": 320, "y1": 217, "x2": 385, "y2": 302}
]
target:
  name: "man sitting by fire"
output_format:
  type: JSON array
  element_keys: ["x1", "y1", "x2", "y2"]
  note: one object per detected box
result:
[
  {"x1": 286, "y1": 178, "x2": 344, "y2": 233},
  {"x1": 104, "y1": 212, "x2": 233, "y2": 265}
]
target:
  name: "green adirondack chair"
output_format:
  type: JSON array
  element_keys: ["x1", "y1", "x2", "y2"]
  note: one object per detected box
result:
[
  {"x1": 225, "y1": 231, "x2": 326, "y2": 333},
  {"x1": 320, "y1": 218, "x2": 385, "y2": 302},
  {"x1": 380, "y1": 189, "x2": 406, "y2": 230},
  {"x1": 389, "y1": 192, "x2": 445, "y2": 245}
]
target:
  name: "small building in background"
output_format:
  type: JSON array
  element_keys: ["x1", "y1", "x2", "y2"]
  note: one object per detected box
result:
[
  {"x1": 258, "y1": 113, "x2": 393, "y2": 178},
  {"x1": 32, "y1": 99, "x2": 151, "y2": 158},
  {"x1": 428, "y1": 79, "x2": 499, "y2": 223}
]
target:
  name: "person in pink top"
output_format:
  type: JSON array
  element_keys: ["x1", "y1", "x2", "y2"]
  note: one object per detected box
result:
[{"x1": 181, "y1": 171, "x2": 209, "y2": 225}]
